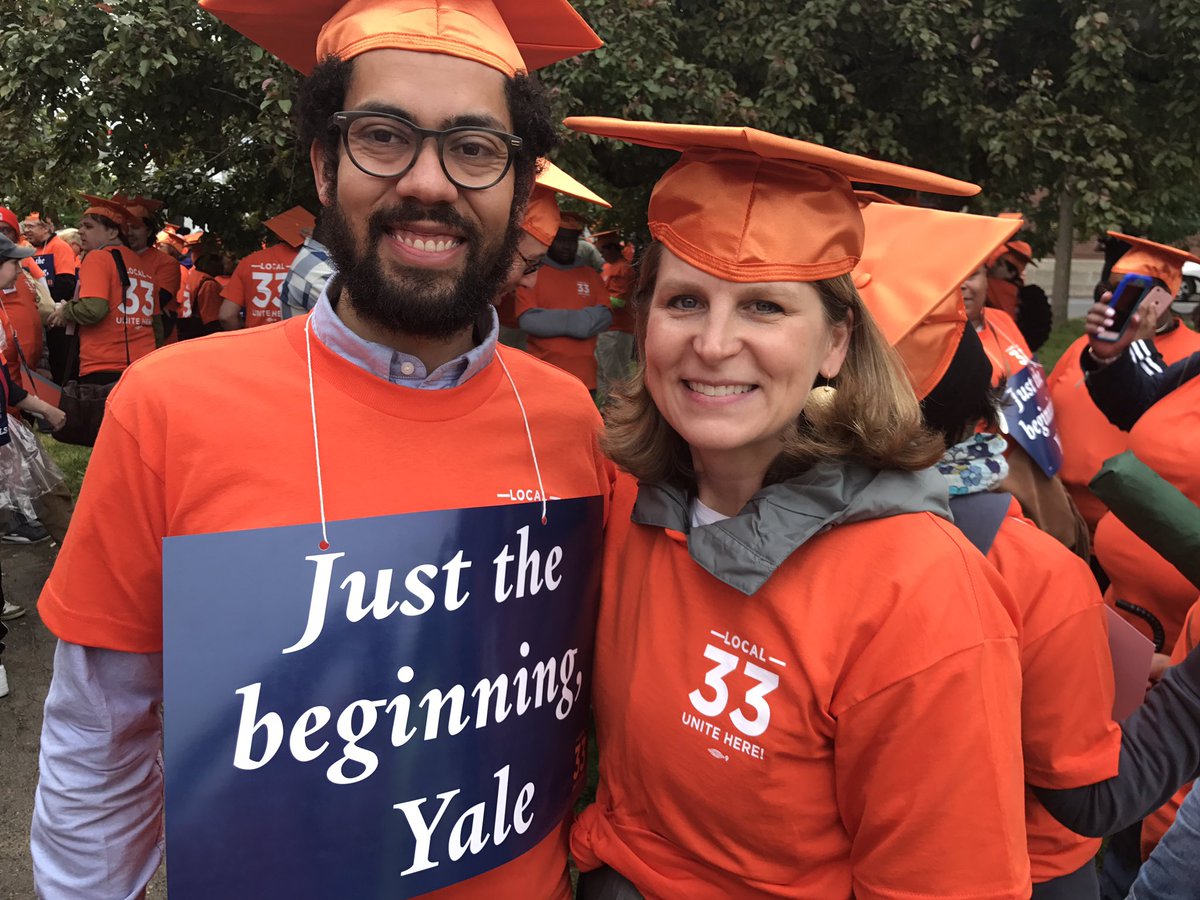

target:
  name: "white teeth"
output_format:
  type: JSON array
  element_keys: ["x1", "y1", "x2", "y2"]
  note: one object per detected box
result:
[
  {"x1": 686, "y1": 381, "x2": 755, "y2": 397},
  {"x1": 394, "y1": 234, "x2": 461, "y2": 253}
]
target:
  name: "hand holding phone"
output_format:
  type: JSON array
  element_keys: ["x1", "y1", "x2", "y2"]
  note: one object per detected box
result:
[{"x1": 1095, "y1": 274, "x2": 1158, "y2": 342}]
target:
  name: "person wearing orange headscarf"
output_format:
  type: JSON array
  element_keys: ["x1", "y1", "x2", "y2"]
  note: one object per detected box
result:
[{"x1": 564, "y1": 117, "x2": 1030, "y2": 899}]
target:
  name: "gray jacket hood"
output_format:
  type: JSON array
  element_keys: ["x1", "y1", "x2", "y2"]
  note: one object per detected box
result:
[{"x1": 631, "y1": 461, "x2": 951, "y2": 596}]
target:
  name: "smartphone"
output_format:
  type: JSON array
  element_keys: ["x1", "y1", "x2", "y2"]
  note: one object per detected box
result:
[{"x1": 1096, "y1": 273, "x2": 1156, "y2": 342}]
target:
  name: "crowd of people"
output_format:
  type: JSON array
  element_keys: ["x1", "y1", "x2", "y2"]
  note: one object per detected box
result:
[{"x1": 4, "y1": 0, "x2": 1200, "y2": 898}]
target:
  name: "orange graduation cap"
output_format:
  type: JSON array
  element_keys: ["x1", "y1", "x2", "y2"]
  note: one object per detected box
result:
[
  {"x1": 563, "y1": 117, "x2": 980, "y2": 283},
  {"x1": 1108, "y1": 231, "x2": 1200, "y2": 298},
  {"x1": 265, "y1": 206, "x2": 317, "y2": 248},
  {"x1": 854, "y1": 205, "x2": 1020, "y2": 399},
  {"x1": 80, "y1": 193, "x2": 134, "y2": 227},
  {"x1": 522, "y1": 160, "x2": 609, "y2": 246},
  {"x1": 113, "y1": 193, "x2": 164, "y2": 222},
  {"x1": 198, "y1": 0, "x2": 602, "y2": 76},
  {"x1": 20, "y1": 211, "x2": 51, "y2": 228}
]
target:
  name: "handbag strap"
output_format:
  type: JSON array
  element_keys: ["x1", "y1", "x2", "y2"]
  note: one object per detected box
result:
[{"x1": 109, "y1": 248, "x2": 132, "y2": 367}]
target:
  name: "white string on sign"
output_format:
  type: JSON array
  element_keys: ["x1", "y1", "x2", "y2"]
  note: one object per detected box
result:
[
  {"x1": 495, "y1": 347, "x2": 548, "y2": 525},
  {"x1": 304, "y1": 314, "x2": 330, "y2": 550}
]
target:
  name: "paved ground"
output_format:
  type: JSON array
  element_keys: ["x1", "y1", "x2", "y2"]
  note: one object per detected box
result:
[{"x1": 0, "y1": 542, "x2": 165, "y2": 899}]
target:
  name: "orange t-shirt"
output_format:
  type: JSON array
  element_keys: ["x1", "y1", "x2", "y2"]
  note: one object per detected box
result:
[
  {"x1": 977, "y1": 308, "x2": 1033, "y2": 386},
  {"x1": 136, "y1": 246, "x2": 182, "y2": 308},
  {"x1": 221, "y1": 244, "x2": 299, "y2": 328},
  {"x1": 571, "y1": 474, "x2": 1030, "y2": 899},
  {"x1": 1142, "y1": 596, "x2": 1200, "y2": 858},
  {"x1": 515, "y1": 263, "x2": 609, "y2": 390},
  {"x1": 39, "y1": 320, "x2": 614, "y2": 900},
  {"x1": 601, "y1": 259, "x2": 636, "y2": 333},
  {"x1": 0, "y1": 269, "x2": 44, "y2": 372},
  {"x1": 75, "y1": 246, "x2": 158, "y2": 376},
  {"x1": 1047, "y1": 322, "x2": 1200, "y2": 533},
  {"x1": 986, "y1": 502, "x2": 1121, "y2": 882},
  {"x1": 496, "y1": 291, "x2": 520, "y2": 330},
  {"x1": 21, "y1": 256, "x2": 45, "y2": 282},
  {"x1": 178, "y1": 267, "x2": 223, "y2": 325},
  {"x1": 1096, "y1": 370, "x2": 1200, "y2": 650},
  {"x1": 0, "y1": 296, "x2": 24, "y2": 387},
  {"x1": 31, "y1": 234, "x2": 79, "y2": 287}
]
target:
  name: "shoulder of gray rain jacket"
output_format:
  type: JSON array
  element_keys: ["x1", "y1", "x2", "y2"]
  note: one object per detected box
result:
[{"x1": 632, "y1": 461, "x2": 951, "y2": 596}]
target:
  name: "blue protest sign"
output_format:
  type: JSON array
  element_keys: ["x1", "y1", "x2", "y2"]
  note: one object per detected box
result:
[
  {"x1": 162, "y1": 497, "x2": 603, "y2": 899},
  {"x1": 33, "y1": 253, "x2": 55, "y2": 284},
  {"x1": 997, "y1": 360, "x2": 1062, "y2": 477}
]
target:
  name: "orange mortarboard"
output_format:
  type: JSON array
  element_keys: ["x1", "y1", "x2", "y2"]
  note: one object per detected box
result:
[
  {"x1": 522, "y1": 160, "x2": 609, "y2": 246},
  {"x1": 563, "y1": 118, "x2": 980, "y2": 283},
  {"x1": 1108, "y1": 231, "x2": 1200, "y2": 299},
  {"x1": 79, "y1": 193, "x2": 134, "y2": 227},
  {"x1": 265, "y1": 206, "x2": 317, "y2": 248},
  {"x1": 182, "y1": 230, "x2": 206, "y2": 247},
  {"x1": 591, "y1": 229, "x2": 621, "y2": 246},
  {"x1": 199, "y1": 0, "x2": 602, "y2": 77},
  {"x1": 854, "y1": 205, "x2": 1020, "y2": 399},
  {"x1": 112, "y1": 193, "x2": 164, "y2": 221},
  {"x1": 20, "y1": 212, "x2": 51, "y2": 228}
]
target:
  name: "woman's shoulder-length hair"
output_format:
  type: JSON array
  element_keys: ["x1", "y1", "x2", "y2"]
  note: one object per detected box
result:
[{"x1": 602, "y1": 242, "x2": 945, "y2": 490}]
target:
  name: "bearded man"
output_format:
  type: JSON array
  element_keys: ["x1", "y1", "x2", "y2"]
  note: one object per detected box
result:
[{"x1": 31, "y1": 2, "x2": 610, "y2": 898}]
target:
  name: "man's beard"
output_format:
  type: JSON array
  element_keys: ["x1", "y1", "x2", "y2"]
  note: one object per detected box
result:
[{"x1": 323, "y1": 188, "x2": 520, "y2": 340}]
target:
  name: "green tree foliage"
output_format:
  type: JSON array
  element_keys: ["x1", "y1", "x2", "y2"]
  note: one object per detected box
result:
[
  {"x1": 2, "y1": 0, "x2": 1198, "y2": 257},
  {"x1": 544, "y1": 0, "x2": 1200, "y2": 250},
  {"x1": 0, "y1": 0, "x2": 309, "y2": 253}
]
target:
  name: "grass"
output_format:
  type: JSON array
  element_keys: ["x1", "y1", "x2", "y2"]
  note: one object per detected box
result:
[
  {"x1": 41, "y1": 437, "x2": 91, "y2": 499},
  {"x1": 1038, "y1": 317, "x2": 1088, "y2": 371}
]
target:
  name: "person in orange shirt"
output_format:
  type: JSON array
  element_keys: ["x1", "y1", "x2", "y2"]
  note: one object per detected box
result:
[
  {"x1": 43, "y1": 195, "x2": 159, "y2": 386},
  {"x1": 857, "y1": 202, "x2": 1124, "y2": 898},
  {"x1": 986, "y1": 234, "x2": 1052, "y2": 352},
  {"x1": 496, "y1": 161, "x2": 611, "y2": 351},
  {"x1": 0, "y1": 262, "x2": 45, "y2": 381},
  {"x1": 515, "y1": 213, "x2": 611, "y2": 393},
  {"x1": 32, "y1": 2, "x2": 608, "y2": 899},
  {"x1": 963, "y1": 255, "x2": 1091, "y2": 557},
  {"x1": 114, "y1": 195, "x2": 182, "y2": 341},
  {"x1": 218, "y1": 208, "x2": 308, "y2": 330},
  {"x1": 1049, "y1": 288, "x2": 1200, "y2": 538},
  {"x1": 592, "y1": 229, "x2": 635, "y2": 390},
  {"x1": 1068, "y1": 234, "x2": 1200, "y2": 656},
  {"x1": 564, "y1": 117, "x2": 1029, "y2": 899}
]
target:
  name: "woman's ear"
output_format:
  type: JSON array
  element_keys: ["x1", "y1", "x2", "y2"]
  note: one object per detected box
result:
[{"x1": 819, "y1": 308, "x2": 853, "y2": 379}]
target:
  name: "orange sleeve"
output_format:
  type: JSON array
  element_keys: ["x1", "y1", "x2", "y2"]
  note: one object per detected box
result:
[
  {"x1": 76, "y1": 251, "x2": 116, "y2": 302},
  {"x1": 1020, "y1": 604, "x2": 1122, "y2": 786},
  {"x1": 53, "y1": 241, "x2": 78, "y2": 276},
  {"x1": 38, "y1": 372, "x2": 167, "y2": 653},
  {"x1": 222, "y1": 260, "x2": 250, "y2": 307},
  {"x1": 22, "y1": 258, "x2": 44, "y2": 281},
  {"x1": 835, "y1": 642, "x2": 1030, "y2": 898}
]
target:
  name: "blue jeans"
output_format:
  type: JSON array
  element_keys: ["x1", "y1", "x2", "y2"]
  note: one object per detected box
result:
[{"x1": 1128, "y1": 786, "x2": 1200, "y2": 899}]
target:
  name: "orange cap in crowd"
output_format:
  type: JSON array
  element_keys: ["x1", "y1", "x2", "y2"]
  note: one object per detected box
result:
[
  {"x1": 0, "y1": 208, "x2": 19, "y2": 233},
  {"x1": 199, "y1": 0, "x2": 602, "y2": 75},
  {"x1": 1109, "y1": 231, "x2": 1200, "y2": 298},
  {"x1": 156, "y1": 223, "x2": 188, "y2": 253},
  {"x1": 265, "y1": 206, "x2": 317, "y2": 248},
  {"x1": 20, "y1": 211, "x2": 52, "y2": 228},
  {"x1": 854, "y1": 205, "x2": 1021, "y2": 398},
  {"x1": 562, "y1": 117, "x2": 979, "y2": 283},
  {"x1": 113, "y1": 193, "x2": 165, "y2": 222},
  {"x1": 522, "y1": 160, "x2": 609, "y2": 246},
  {"x1": 80, "y1": 193, "x2": 135, "y2": 227},
  {"x1": 590, "y1": 229, "x2": 621, "y2": 246}
]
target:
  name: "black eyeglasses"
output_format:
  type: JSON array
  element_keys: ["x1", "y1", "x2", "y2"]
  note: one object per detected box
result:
[
  {"x1": 329, "y1": 110, "x2": 522, "y2": 190},
  {"x1": 517, "y1": 250, "x2": 545, "y2": 277}
]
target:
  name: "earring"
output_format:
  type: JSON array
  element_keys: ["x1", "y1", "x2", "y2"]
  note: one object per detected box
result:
[{"x1": 805, "y1": 377, "x2": 838, "y2": 425}]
